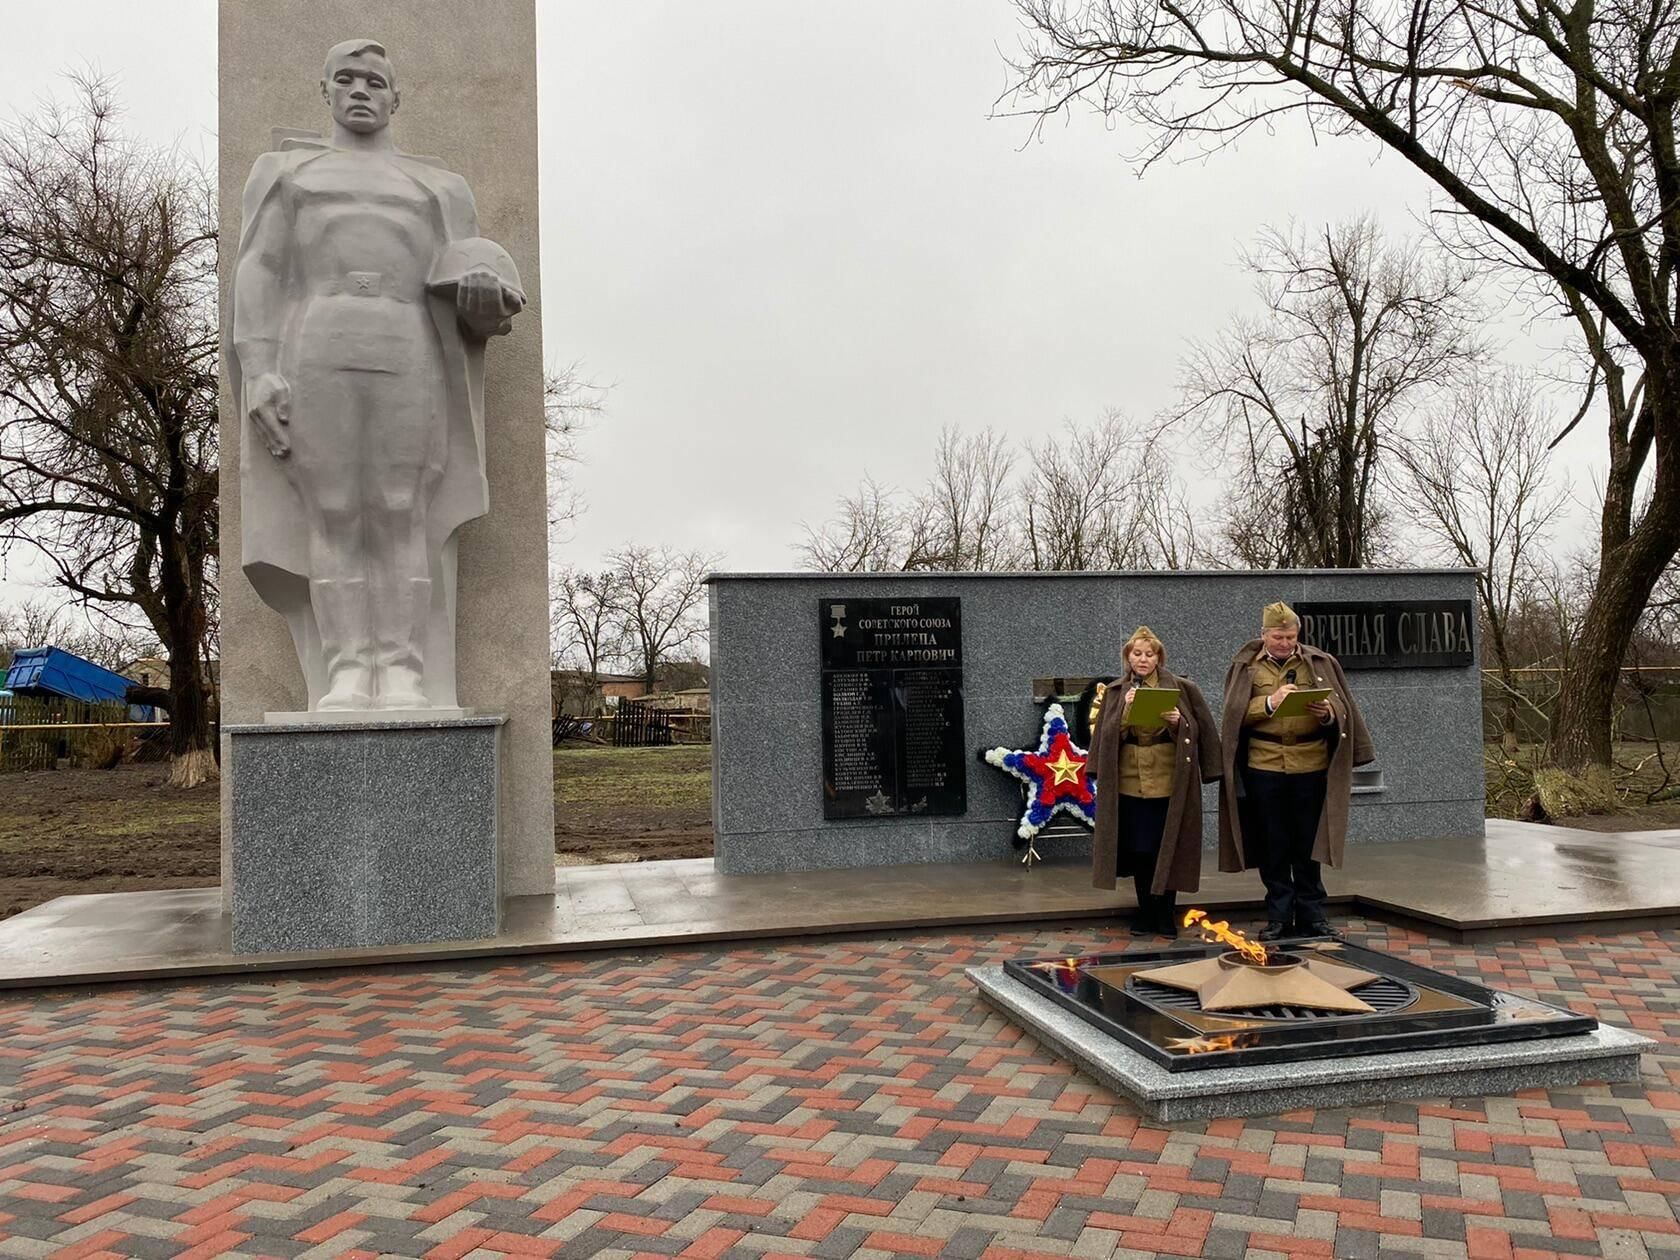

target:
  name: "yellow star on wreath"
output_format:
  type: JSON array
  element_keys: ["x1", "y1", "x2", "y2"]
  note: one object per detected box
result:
[{"x1": 1046, "y1": 749, "x2": 1083, "y2": 785}]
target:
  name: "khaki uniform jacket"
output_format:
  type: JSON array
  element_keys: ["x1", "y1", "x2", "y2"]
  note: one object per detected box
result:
[
  {"x1": 1089, "y1": 667, "x2": 1222, "y2": 895},
  {"x1": 1116, "y1": 670, "x2": 1177, "y2": 796},
  {"x1": 1216, "y1": 640, "x2": 1376, "y2": 873},
  {"x1": 1244, "y1": 651, "x2": 1331, "y2": 773}
]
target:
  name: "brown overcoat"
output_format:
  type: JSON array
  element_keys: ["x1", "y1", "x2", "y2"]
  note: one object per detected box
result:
[
  {"x1": 1216, "y1": 640, "x2": 1376, "y2": 873},
  {"x1": 1090, "y1": 667, "x2": 1223, "y2": 895}
]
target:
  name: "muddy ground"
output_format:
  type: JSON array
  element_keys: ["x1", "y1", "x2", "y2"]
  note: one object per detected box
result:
[
  {"x1": 553, "y1": 744, "x2": 713, "y2": 864},
  {"x1": 0, "y1": 762, "x2": 222, "y2": 919},
  {"x1": 1, "y1": 744, "x2": 714, "y2": 919}
]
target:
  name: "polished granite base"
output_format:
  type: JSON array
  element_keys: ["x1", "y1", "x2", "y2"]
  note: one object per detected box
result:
[
  {"x1": 227, "y1": 718, "x2": 503, "y2": 952},
  {"x1": 1, "y1": 821, "x2": 1678, "y2": 988},
  {"x1": 971, "y1": 964, "x2": 1653, "y2": 1121}
]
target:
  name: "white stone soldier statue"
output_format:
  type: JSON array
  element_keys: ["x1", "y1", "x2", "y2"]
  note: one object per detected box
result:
[{"x1": 233, "y1": 39, "x2": 525, "y2": 711}]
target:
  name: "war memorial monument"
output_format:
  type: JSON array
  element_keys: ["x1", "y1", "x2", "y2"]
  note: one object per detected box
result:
[
  {"x1": 195, "y1": 0, "x2": 1650, "y2": 1119},
  {"x1": 0, "y1": 7, "x2": 1671, "y2": 1255}
]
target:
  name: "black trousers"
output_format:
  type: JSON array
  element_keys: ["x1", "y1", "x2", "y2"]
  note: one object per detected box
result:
[
  {"x1": 1119, "y1": 794, "x2": 1176, "y2": 924},
  {"x1": 1243, "y1": 767, "x2": 1329, "y2": 928}
]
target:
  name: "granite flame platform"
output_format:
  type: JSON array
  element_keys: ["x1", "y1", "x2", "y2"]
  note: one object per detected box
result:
[{"x1": 970, "y1": 960, "x2": 1653, "y2": 1121}]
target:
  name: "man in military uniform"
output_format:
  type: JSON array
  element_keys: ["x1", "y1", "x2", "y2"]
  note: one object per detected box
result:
[{"x1": 1217, "y1": 602, "x2": 1374, "y2": 941}]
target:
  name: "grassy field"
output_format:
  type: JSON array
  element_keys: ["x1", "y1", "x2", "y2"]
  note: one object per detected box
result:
[
  {"x1": 553, "y1": 744, "x2": 712, "y2": 864},
  {"x1": 0, "y1": 744, "x2": 715, "y2": 919}
]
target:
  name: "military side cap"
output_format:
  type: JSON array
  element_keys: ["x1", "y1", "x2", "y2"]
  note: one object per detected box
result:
[{"x1": 1262, "y1": 601, "x2": 1298, "y2": 628}]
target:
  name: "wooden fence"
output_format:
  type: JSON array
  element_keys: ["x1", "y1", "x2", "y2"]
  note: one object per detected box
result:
[
  {"x1": 0, "y1": 696, "x2": 166, "y2": 773},
  {"x1": 611, "y1": 699, "x2": 675, "y2": 748},
  {"x1": 554, "y1": 707, "x2": 711, "y2": 747},
  {"x1": 1482, "y1": 666, "x2": 1680, "y2": 744}
]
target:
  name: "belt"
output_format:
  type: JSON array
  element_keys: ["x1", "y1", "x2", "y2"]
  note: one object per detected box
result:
[
  {"x1": 1249, "y1": 729, "x2": 1327, "y2": 745},
  {"x1": 323, "y1": 271, "x2": 417, "y2": 302}
]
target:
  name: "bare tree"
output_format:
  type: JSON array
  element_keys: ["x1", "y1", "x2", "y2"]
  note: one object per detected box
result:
[
  {"x1": 796, "y1": 475, "x2": 921, "y2": 572},
  {"x1": 1005, "y1": 0, "x2": 1680, "y2": 778},
  {"x1": 1394, "y1": 371, "x2": 1569, "y2": 752},
  {"x1": 0, "y1": 78, "x2": 218, "y2": 786},
  {"x1": 1174, "y1": 221, "x2": 1481, "y2": 568},
  {"x1": 0, "y1": 598, "x2": 158, "y2": 675},
  {"x1": 800, "y1": 418, "x2": 1203, "y2": 574},
  {"x1": 919, "y1": 426, "x2": 1020, "y2": 569},
  {"x1": 1132, "y1": 447, "x2": 1206, "y2": 571},
  {"x1": 549, "y1": 565, "x2": 626, "y2": 713},
  {"x1": 0, "y1": 601, "x2": 77, "y2": 671},
  {"x1": 1217, "y1": 476, "x2": 1305, "y2": 570},
  {"x1": 1019, "y1": 412, "x2": 1143, "y2": 569},
  {"x1": 608, "y1": 545, "x2": 718, "y2": 692},
  {"x1": 798, "y1": 431, "x2": 1022, "y2": 574},
  {"x1": 544, "y1": 361, "x2": 607, "y2": 538}
]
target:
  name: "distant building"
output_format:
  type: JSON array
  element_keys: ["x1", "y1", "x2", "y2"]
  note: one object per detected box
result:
[
  {"x1": 550, "y1": 669, "x2": 648, "y2": 717},
  {"x1": 125, "y1": 655, "x2": 221, "y2": 697},
  {"x1": 631, "y1": 687, "x2": 712, "y2": 712},
  {"x1": 602, "y1": 677, "x2": 650, "y2": 703}
]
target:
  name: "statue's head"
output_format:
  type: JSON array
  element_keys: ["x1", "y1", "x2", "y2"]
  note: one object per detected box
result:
[{"x1": 321, "y1": 40, "x2": 398, "y2": 135}]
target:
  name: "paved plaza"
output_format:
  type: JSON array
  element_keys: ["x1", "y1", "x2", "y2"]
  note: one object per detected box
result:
[{"x1": 0, "y1": 917, "x2": 1676, "y2": 1259}]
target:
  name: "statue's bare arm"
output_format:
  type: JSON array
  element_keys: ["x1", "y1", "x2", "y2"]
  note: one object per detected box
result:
[{"x1": 233, "y1": 155, "x2": 293, "y2": 459}]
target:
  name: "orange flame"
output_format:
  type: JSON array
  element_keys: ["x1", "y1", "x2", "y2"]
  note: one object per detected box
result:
[
  {"x1": 1180, "y1": 1034, "x2": 1239, "y2": 1054},
  {"x1": 1182, "y1": 908, "x2": 1270, "y2": 964}
]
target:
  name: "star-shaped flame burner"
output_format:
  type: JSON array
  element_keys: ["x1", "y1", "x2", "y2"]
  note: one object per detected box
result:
[{"x1": 1124, "y1": 951, "x2": 1383, "y2": 1015}]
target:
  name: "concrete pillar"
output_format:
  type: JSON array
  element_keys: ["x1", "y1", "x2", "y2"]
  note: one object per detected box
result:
[{"x1": 217, "y1": 0, "x2": 555, "y2": 901}]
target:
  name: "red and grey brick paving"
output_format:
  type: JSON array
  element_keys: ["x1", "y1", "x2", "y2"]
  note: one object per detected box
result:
[{"x1": 0, "y1": 916, "x2": 1676, "y2": 1259}]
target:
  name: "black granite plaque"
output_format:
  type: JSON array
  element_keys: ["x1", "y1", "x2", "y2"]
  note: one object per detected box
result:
[
  {"x1": 820, "y1": 598, "x2": 966, "y2": 818},
  {"x1": 1296, "y1": 600, "x2": 1476, "y2": 669},
  {"x1": 821, "y1": 669, "x2": 898, "y2": 817},
  {"x1": 896, "y1": 669, "x2": 966, "y2": 815}
]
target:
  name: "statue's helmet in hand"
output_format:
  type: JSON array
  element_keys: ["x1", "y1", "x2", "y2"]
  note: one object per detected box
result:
[{"x1": 427, "y1": 237, "x2": 526, "y2": 335}]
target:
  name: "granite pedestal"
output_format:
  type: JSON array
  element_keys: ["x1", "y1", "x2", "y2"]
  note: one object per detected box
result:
[
  {"x1": 227, "y1": 715, "x2": 502, "y2": 953},
  {"x1": 970, "y1": 965, "x2": 1652, "y2": 1122}
]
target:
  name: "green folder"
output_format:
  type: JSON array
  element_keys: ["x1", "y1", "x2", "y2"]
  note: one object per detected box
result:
[
  {"x1": 1271, "y1": 687, "x2": 1332, "y2": 718},
  {"x1": 1126, "y1": 687, "x2": 1180, "y2": 731}
]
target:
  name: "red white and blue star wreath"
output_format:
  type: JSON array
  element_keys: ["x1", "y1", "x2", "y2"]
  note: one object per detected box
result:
[{"x1": 982, "y1": 703, "x2": 1096, "y2": 862}]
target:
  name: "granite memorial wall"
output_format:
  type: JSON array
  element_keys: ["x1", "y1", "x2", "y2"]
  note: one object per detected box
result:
[{"x1": 710, "y1": 569, "x2": 1484, "y2": 875}]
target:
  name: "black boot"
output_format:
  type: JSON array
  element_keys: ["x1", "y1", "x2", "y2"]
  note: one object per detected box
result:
[
  {"x1": 1156, "y1": 892, "x2": 1179, "y2": 939},
  {"x1": 1129, "y1": 873, "x2": 1154, "y2": 935}
]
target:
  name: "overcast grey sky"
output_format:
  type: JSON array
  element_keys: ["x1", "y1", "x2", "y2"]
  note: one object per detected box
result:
[{"x1": 4, "y1": 0, "x2": 1603, "y2": 607}]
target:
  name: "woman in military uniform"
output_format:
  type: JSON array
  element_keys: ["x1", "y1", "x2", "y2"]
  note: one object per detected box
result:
[{"x1": 1088, "y1": 627, "x2": 1222, "y2": 936}]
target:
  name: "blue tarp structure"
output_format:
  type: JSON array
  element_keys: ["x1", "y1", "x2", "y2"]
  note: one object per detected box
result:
[{"x1": 5, "y1": 647, "x2": 150, "y2": 717}]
